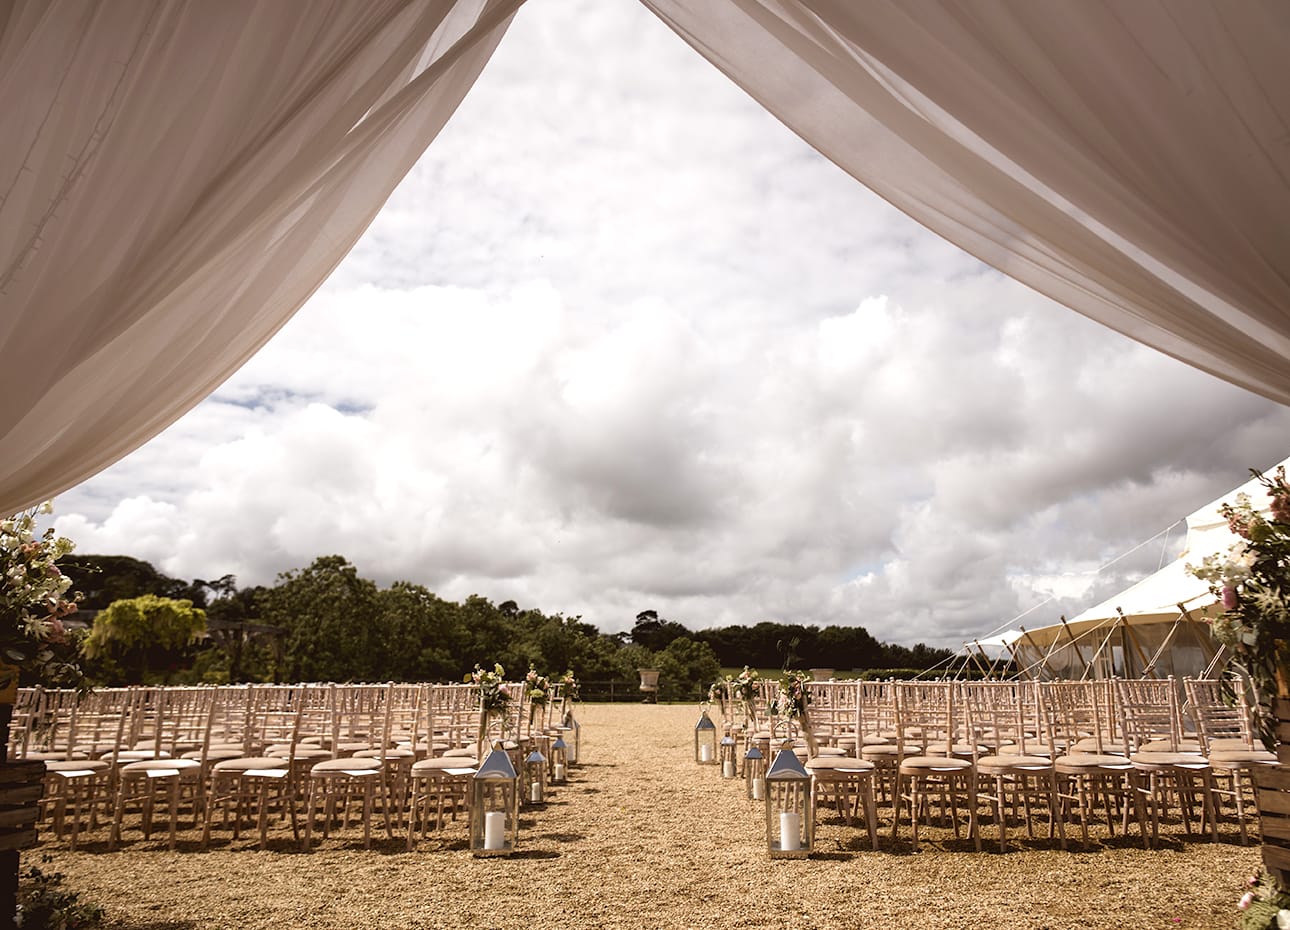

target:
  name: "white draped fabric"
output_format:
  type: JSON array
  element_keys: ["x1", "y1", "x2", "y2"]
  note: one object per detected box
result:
[
  {"x1": 641, "y1": 0, "x2": 1290, "y2": 400},
  {"x1": 0, "y1": 0, "x2": 521, "y2": 515},
  {"x1": 2, "y1": 0, "x2": 1288, "y2": 515}
]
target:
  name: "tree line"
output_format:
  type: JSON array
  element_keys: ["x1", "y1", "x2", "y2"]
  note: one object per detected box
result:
[{"x1": 60, "y1": 554, "x2": 954, "y2": 699}]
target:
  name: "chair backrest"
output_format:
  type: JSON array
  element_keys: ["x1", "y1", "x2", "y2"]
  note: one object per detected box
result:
[
  {"x1": 892, "y1": 681, "x2": 958, "y2": 759},
  {"x1": 1183, "y1": 676, "x2": 1260, "y2": 752},
  {"x1": 1112, "y1": 677, "x2": 1186, "y2": 753},
  {"x1": 961, "y1": 680, "x2": 1034, "y2": 754}
]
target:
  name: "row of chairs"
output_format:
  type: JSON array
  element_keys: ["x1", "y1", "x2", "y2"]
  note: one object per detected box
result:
[
  {"x1": 713, "y1": 676, "x2": 1276, "y2": 852},
  {"x1": 10, "y1": 681, "x2": 572, "y2": 851}
]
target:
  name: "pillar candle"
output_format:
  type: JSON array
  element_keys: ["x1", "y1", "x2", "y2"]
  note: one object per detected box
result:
[
  {"x1": 780, "y1": 812, "x2": 801, "y2": 851},
  {"x1": 553, "y1": 763, "x2": 566, "y2": 782},
  {"x1": 699, "y1": 744, "x2": 713, "y2": 763},
  {"x1": 752, "y1": 777, "x2": 765, "y2": 800},
  {"x1": 722, "y1": 760, "x2": 735, "y2": 778},
  {"x1": 530, "y1": 781, "x2": 542, "y2": 803},
  {"x1": 483, "y1": 811, "x2": 506, "y2": 850}
]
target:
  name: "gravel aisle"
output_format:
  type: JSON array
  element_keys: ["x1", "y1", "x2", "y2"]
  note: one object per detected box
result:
[{"x1": 31, "y1": 703, "x2": 1255, "y2": 929}]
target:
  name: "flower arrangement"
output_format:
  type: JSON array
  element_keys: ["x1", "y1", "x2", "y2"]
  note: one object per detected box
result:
[
  {"x1": 466, "y1": 662, "x2": 511, "y2": 714},
  {"x1": 1, "y1": 502, "x2": 84, "y2": 690},
  {"x1": 1187, "y1": 466, "x2": 1290, "y2": 744},
  {"x1": 525, "y1": 666, "x2": 551, "y2": 706},
  {"x1": 733, "y1": 666, "x2": 761, "y2": 702},
  {"x1": 771, "y1": 669, "x2": 812, "y2": 720},
  {"x1": 707, "y1": 674, "x2": 732, "y2": 714},
  {"x1": 525, "y1": 666, "x2": 550, "y2": 731},
  {"x1": 771, "y1": 669, "x2": 817, "y2": 754},
  {"x1": 557, "y1": 669, "x2": 580, "y2": 703},
  {"x1": 1235, "y1": 870, "x2": 1290, "y2": 930}
]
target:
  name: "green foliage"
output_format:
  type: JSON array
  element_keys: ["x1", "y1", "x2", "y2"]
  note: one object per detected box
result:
[
  {"x1": 17, "y1": 858, "x2": 105, "y2": 929},
  {"x1": 260, "y1": 556, "x2": 381, "y2": 683},
  {"x1": 653, "y1": 637, "x2": 721, "y2": 702},
  {"x1": 66, "y1": 552, "x2": 953, "y2": 691},
  {"x1": 83, "y1": 594, "x2": 206, "y2": 684}
]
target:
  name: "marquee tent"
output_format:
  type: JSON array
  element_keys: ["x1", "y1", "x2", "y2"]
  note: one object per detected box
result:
[
  {"x1": 2, "y1": 1, "x2": 1289, "y2": 514},
  {"x1": 997, "y1": 456, "x2": 1290, "y2": 680}
]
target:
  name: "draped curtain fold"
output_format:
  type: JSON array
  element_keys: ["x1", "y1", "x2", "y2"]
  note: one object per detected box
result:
[
  {"x1": 2, "y1": 0, "x2": 1288, "y2": 516},
  {"x1": 0, "y1": 0, "x2": 523, "y2": 514},
  {"x1": 640, "y1": 0, "x2": 1290, "y2": 401}
]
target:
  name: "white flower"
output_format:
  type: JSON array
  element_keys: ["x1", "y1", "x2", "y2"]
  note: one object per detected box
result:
[{"x1": 1276, "y1": 909, "x2": 1290, "y2": 930}]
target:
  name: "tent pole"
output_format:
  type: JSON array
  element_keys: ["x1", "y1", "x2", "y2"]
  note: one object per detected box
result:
[
  {"x1": 1118, "y1": 609, "x2": 1155, "y2": 678},
  {"x1": 965, "y1": 641, "x2": 991, "y2": 679},
  {"x1": 1081, "y1": 621, "x2": 1119, "y2": 680},
  {"x1": 1141, "y1": 613, "x2": 1183, "y2": 677},
  {"x1": 1017, "y1": 626, "x2": 1055, "y2": 680},
  {"x1": 1059, "y1": 615, "x2": 1090, "y2": 678}
]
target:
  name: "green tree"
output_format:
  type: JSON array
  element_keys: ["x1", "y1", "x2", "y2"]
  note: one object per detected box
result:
[
  {"x1": 654, "y1": 637, "x2": 721, "y2": 702},
  {"x1": 261, "y1": 556, "x2": 382, "y2": 682},
  {"x1": 378, "y1": 582, "x2": 468, "y2": 682},
  {"x1": 83, "y1": 594, "x2": 206, "y2": 684}
]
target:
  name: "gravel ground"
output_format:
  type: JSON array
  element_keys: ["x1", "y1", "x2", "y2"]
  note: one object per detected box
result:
[{"x1": 30, "y1": 703, "x2": 1253, "y2": 930}]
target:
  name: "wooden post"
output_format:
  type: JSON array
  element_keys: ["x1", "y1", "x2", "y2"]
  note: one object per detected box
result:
[{"x1": 1256, "y1": 697, "x2": 1290, "y2": 884}]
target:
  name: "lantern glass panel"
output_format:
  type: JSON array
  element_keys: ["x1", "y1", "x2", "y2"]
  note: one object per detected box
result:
[
  {"x1": 470, "y1": 750, "x2": 519, "y2": 857},
  {"x1": 744, "y1": 746, "x2": 767, "y2": 800},
  {"x1": 694, "y1": 711, "x2": 718, "y2": 764},
  {"x1": 764, "y1": 749, "x2": 813, "y2": 858}
]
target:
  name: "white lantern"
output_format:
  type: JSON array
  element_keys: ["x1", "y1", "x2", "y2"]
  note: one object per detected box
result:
[
  {"x1": 694, "y1": 710, "x2": 718, "y2": 765},
  {"x1": 470, "y1": 747, "x2": 519, "y2": 857},
  {"x1": 719, "y1": 735, "x2": 737, "y2": 778},
  {"x1": 765, "y1": 748, "x2": 813, "y2": 858},
  {"x1": 523, "y1": 749, "x2": 547, "y2": 805},
  {"x1": 745, "y1": 745, "x2": 767, "y2": 800},
  {"x1": 550, "y1": 736, "x2": 568, "y2": 784}
]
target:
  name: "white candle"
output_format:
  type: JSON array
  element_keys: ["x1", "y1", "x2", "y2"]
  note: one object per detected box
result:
[
  {"x1": 779, "y1": 812, "x2": 801, "y2": 851},
  {"x1": 722, "y1": 760, "x2": 735, "y2": 778},
  {"x1": 699, "y1": 744, "x2": 713, "y2": 763},
  {"x1": 752, "y1": 777, "x2": 765, "y2": 800},
  {"x1": 553, "y1": 763, "x2": 566, "y2": 783},
  {"x1": 483, "y1": 811, "x2": 506, "y2": 850},
  {"x1": 530, "y1": 781, "x2": 542, "y2": 803}
]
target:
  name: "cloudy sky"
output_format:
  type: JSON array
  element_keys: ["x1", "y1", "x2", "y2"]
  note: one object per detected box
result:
[{"x1": 51, "y1": 0, "x2": 1290, "y2": 649}]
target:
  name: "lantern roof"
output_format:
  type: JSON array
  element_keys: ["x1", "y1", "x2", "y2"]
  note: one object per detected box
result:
[
  {"x1": 526, "y1": 750, "x2": 546, "y2": 764},
  {"x1": 552, "y1": 736, "x2": 567, "y2": 750},
  {"x1": 695, "y1": 711, "x2": 717, "y2": 730},
  {"x1": 745, "y1": 745, "x2": 764, "y2": 760},
  {"x1": 474, "y1": 748, "x2": 518, "y2": 780},
  {"x1": 720, "y1": 735, "x2": 736, "y2": 746},
  {"x1": 766, "y1": 748, "x2": 809, "y2": 781}
]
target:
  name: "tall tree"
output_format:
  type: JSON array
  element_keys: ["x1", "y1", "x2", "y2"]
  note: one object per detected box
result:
[
  {"x1": 261, "y1": 556, "x2": 382, "y2": 683},
  {"x1": 82, "y1": 594, "x2": 206, "y2": 683}
]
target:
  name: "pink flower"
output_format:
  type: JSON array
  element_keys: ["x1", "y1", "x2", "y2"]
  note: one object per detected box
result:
[
  {"x1": 1223, "y1": 586, "x2": 1240, "y2": 610},
  {"x1": 1240, "y1": 892, "x2": 1255, "y2": 910}
]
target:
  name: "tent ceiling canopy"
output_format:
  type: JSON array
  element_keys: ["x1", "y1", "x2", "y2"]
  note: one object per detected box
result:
[{"x1": 3, "y1": 1, "x2": 1289, "y2": 514}]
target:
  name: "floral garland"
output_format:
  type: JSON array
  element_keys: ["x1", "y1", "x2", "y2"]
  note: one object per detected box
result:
[
  {"x1": 771, "y1": 669, "x2": 812, "y2": 720},
  {"x1": 1236, "y1": 870, "x2": 1290, "y2": 930},
  {"x1": 1, "y1": 502, "x2": 83, "y2": 688},
  {"x1": 1187, "y1": 466, "x2": 1290, "y2": 745},
  {"x1": 525, "y1": 666, "x2": 551, "y2": 707},
  {"x1": 467, "y1": 662, "x2": 511, "y2": 714},
  {"x1": 557, "y1": 669, "x2": 580, "y2": 703},
  {"x1": 733, "y1": 666, "x2": 761, "y2": 702}
]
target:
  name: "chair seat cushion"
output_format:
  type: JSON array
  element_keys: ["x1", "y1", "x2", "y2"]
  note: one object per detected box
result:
[
  {"x1": 899, "y1": 755, "x2": 972, "y2": 772},
  {"x1": 1055, "y1": 753, "x2": 1133, "y2": 772},
  {"x1": 121, "y1": 758, "x2": 199, "y2": 774},
  {"x1": 44, "y1": 759, "x2": 109, "y2": 773},
  {"x1": 412, "y1": 757, "x2": 478, "y2": 773},
  {"x1": 310, "y1": 757, "x2": 381, "y2": 774},
  {"x1": 1209, "y1": 749, "x2": 1279, "y2": 765},
  {"x1": 1129, "y1": 750, "x2": 1209, "y2": 769},
  {"x1": 978, "y1": 754, "x2": 1053, "y2": 771},
  {"x1": 212, "y1": 757, "x2": 287, "y2": 773},
  {"x1": 805, "y1": 757, "x2": 875, "y2": 774}
]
